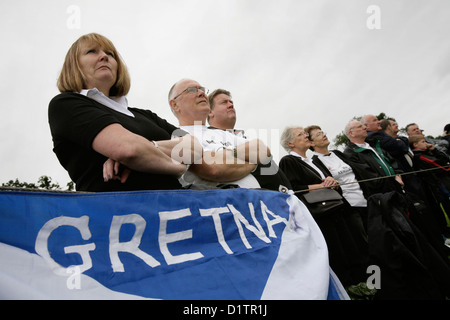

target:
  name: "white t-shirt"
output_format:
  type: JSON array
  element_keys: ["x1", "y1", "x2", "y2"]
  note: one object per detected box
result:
[
  {"x1": 178, "y1": 125, "x2": 260, "y2": 189},
  {"x1": 314, "y1": 151, "x2": 367, "y2": 207}
]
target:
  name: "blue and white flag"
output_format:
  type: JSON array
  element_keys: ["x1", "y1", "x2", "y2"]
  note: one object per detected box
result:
[{"x1": 0, "y1": 188, "x2": 348, "y2": 300}]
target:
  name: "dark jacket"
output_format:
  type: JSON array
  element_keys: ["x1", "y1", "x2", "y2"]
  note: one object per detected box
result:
[
  {"x1": 367, "y1": 191, "x2": 450, "y2": 299},
  {"x1": 411, "y1": 148, "x2": 450, "y2": 233},
  {"x1": 279, "y1": 154, "x2": 368, "y2": 286},
  {"x1": 368, "y1": 132, "x2": 427, "y2": 196},
  {"x1": 441, "y1": 135, "x2": 450, "y2": 155},
  {"x1": 367, "y1": 130, "x2": 409, "y2": 158},
  {"x1": 279, "y1": 154, "x2": 332, "y2": 194},
  {"x1": 344, "y1": 139, "x2": 403, "y2": 195},
  {"x1": 412, "y1": 148, "x2": 450, "y2": 190}
]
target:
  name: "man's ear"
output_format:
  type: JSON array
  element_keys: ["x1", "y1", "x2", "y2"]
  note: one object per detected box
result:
[
  {"x1": 347, "y1": 130, "x2": 355, "y2": 139},
  {"x1": 208, "y1": 109, "x2": 215, "y2": 121},
  {"x1": 169, "y1": 99, "x2": 179, "y2": 114}
]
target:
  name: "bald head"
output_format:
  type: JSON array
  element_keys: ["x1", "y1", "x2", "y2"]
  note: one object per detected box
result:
[
  {"x1": 361, "y1": 114, "x2": 381, "y2": 132},
  {"x1": 168, "y1": 79, "x2": 210, "y2": 126}
]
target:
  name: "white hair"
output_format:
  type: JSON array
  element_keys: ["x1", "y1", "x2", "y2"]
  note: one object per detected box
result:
[
  {"x1": 280, "y1": 126, "x2": 302, "y2": 152},
  {"x1": 344, "y1": 121, "x2": 357, "y2": 138}
]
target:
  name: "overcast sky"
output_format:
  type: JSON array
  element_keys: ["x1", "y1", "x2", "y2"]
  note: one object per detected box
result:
[{"x1": 0, "y1": 0, "x2": 449, "y2": 187}]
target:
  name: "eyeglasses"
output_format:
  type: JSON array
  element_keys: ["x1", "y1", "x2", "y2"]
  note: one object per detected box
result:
[
  {"x1": 173, "y1": 86, "x2": 209, "y2": 100},
  {"x1": 297, "y1": 131, "x2": 309, "y2": 137},
  {"x1": 312, "y1": 131, "x2": 326, "y2": 139},
  {"x1": 350, "y1": 124, "x2": 364, "y2": 130}
]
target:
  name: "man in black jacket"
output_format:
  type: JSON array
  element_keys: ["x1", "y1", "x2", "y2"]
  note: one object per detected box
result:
[
  {"x1": 363, "y1": 115, "x2": 424, "y2": 196},
  {"x1": 362, "y1": 115, "x2": 409, "y2": 158},
  {"x1": 343, "y1": 120, "x2": 404, "y2": 195}
]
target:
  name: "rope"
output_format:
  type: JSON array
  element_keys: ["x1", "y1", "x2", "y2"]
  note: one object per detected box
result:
[
  {"x1": 292, "y1": 164, "x2": 450, "y2": 195},
  {"x1": 1, "y1": 165, "x2": 448, "y2": 195}
]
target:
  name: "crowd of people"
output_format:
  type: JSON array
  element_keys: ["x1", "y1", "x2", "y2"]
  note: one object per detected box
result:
[
  {"x1": 48, "y1": 33, "x2": 450, "y2": 299},
  {"x1": 278, "y1": 118, "x2": 450, "y2": 298}
]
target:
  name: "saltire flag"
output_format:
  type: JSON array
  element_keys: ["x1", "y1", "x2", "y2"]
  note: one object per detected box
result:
[{"x1": 0, "y1": 188, "x2": 348, "y2": 300}]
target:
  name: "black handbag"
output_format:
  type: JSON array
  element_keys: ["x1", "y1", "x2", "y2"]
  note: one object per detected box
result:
[{"x1": 302, "y1": 188, "x2": 344, "y2": 217}]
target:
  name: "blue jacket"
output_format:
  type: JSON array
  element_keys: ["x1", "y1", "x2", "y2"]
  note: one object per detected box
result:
[{"x1": 367, "y1": 130, "x2": 408, "y2": 158}]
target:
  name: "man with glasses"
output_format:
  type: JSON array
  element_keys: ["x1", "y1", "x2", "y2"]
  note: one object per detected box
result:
[
  {"x1": 362, "y1": 115, "x2": 422, "y2": 193},
  {"x1": 168, "y1": 79, "x2": 272, "y2": 189},
  {"x1": 343, "y1": 120, "x2": 404, "y2": 194}
]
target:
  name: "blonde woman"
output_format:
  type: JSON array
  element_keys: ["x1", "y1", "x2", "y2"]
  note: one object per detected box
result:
[{"x1": 49, "y1": 33, "x2": 199, "y2": 192}]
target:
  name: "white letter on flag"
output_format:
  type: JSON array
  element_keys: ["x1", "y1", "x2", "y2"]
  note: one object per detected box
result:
[
  {"x1": 199, "y1": 207, "x2": 234, "y2": 254},
  {"x1": 109, "y1": 214, "x2": 161, "y2": 272},
  {"x1": 159, "y1": 208, "x2": 204, "y2": 265},
  {"x1": 35, "y1": 215, "x2": 96, "y2": 276}
]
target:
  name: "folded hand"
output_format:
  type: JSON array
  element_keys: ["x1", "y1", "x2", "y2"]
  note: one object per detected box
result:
[{"x1": 103, "y1": 158, "x2": 131, "y2": 184}]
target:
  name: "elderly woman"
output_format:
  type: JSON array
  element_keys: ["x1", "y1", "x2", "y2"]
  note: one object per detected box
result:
[
  {"x1": 49, "y1": 33, "x2": 200, "y2": 192},
  {"x1": 304, "y1": 125, "x2": 370, "y2": 228},
  {"x1": 279, "y1": 126, "x2": 368, "y2": 288},
  {"x1": 279, "y1": 126, "x2": 338, "y2": 192}
]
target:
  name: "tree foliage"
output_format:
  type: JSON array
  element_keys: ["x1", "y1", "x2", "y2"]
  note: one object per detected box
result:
[
  {"x1": 1, "y1": 176, "x2": 74, "y2": 191},
  {"x1": 332, "y1": 132, "x2": 349, "y2": 150}
]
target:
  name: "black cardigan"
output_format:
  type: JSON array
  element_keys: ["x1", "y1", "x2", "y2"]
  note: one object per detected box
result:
[
  {"x1": 278, "y1": 154, "x2": 332, "y2": 194},
  {"x1": 48, "y1": 92, "x2": 183, "y2": 192}
]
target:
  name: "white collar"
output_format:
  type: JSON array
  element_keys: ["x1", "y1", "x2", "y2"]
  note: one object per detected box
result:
[
  {"x1": 79, "y1": 88, "x2": 134, "y2": 117},
  {"x1": 289, "y1": 150, "x2": 307, "y2": 160},
  {"x1": 289, "y1": 151, "x2": 325, "y2": 179},
  {"x1": 355, "y1": 142, "x2": 370, "y2": 148}
]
